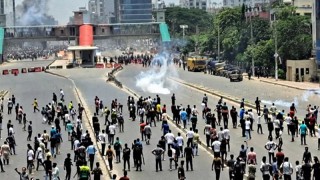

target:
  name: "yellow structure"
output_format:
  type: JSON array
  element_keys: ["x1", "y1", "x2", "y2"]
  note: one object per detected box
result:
[
  {"x1": 186, "y1": 56, "x2": 207, "y2": 72},
  {"x1": 291, "y1": 0, "x2": 312, "y2": 16}
]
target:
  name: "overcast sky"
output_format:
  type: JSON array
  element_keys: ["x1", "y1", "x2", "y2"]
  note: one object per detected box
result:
[{"x1": 14, "y1": 0, "x2": 180, "y2": 25}]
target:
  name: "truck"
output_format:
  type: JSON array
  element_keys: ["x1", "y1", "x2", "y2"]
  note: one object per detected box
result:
[{"x1": 186, "y1": 56, "x2": 207, "y2": 72}]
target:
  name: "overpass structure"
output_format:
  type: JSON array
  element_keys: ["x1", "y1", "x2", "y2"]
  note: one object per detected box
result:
[{"x1": 3, "y1": 22, "x2": 161, "y2": 42}]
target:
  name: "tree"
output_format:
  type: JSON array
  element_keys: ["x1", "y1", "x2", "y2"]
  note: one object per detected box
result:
[{"x1": 165, "y1": 7, "x2": 213, "y2": 36}]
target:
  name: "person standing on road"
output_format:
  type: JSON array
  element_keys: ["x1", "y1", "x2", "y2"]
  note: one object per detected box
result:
[
  {"x1": 98, "y1": 130, "x2": 107, "y2": 156},
  {"x1": 64, "y1": 153, "x2": 73, "y2": 180},
  {"x1": 301, "y1": 159, "x2": 312, "y2": 180},
  {"x1": 144, "y1": 123, "x2": 152, "y2": 145},
  {"x1": 106, "y1": 145, "x2": 115, "y2": 170},
  {"x1": 184, "y1": 144, "x2": 194, "y2": 171},
  {"x1": 119, "y1": 170, "x2": 130, "y2": 180},
  {"x1": 151, "y1": 144, "x2": 164, "y2": 172},
  {"x1": 178, "y1": 160, "x2": 186, "y2": 180},
  {"x1": 86, "y1": 142, "x2": 97, "y2": 171},
  {"x1": 114, "y1": 137, "x2": 122, "y2": 163},
  {"x1": 180, "y1": 108, "x2": 188, "y2": 129},
  {"x1": 123, "y1": 143, "x2": 131, "y2": 171},
  {"x1": 265, "y1": 136, "x2": 278, "y2": 164},
  {"x1": 33, "y1": 98, "x2": 40, "y2": 113},
  {"x1": 312, "y1": 156, "x2": 320, "y2": 180},
  {"x1": 279, "y1": 157, "x2": 293, "y2": 180},
  {"x1": 221, "y1": 102, "x2": 229, "y2": 129},
  {"x1": 255, "y1": 97, "x2": 261, "y2": 114},
  {"x1": 212, "y1": 154, "x2": 223, "y2": 180},
  {"x1": 299, "y1": 121, "x2": 308, "y2": 145},
  {"x1": 7, "y1": 98, "x2": 13, "y2": 115},
  {"x1": 91, "y1": 162, "x2": 103, "y2": 180},
  {"x1": 260, "y1": 156, "x2": 272, "y2": 180}
]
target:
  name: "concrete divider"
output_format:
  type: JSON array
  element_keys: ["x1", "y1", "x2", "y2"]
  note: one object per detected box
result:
[
  {"x1": 107, "y1": 65, "x2": 123, "y2": 88},
  {"x1": 28, "y1": 67, "x2": 35, "y2": 72}
]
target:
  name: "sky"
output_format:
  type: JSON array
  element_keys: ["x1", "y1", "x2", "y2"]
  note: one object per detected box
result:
[{"x1": 14, "y1": 0, "x2": 180, "y2": 25}]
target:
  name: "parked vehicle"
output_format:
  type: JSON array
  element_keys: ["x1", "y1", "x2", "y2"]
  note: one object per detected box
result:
[
  {"x1": 187, "y1": 56, "x2": 208, "y2": 72},
  {"x1": 229, "y1": 70, "x2": 243, "y2": 82}
]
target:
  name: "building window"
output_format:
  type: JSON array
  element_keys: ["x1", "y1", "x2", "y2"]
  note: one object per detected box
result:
[
  {"x1": 102, "y1": 29, "x2": 105, "y2": 33},
  {"x1": 306, "y1": 68, "x2": 309, "y2": 74}
]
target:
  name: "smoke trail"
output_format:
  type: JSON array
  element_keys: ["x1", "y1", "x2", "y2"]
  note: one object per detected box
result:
[
  {"x1": 16, "y1": 0, "x2": 57, "y2": 26},
  {"x1": 261, "y1": 97, "x2": 299, "y2": 108},
  {"x1": 136, "y1": 51, "x2": 178, "y2": 95}
]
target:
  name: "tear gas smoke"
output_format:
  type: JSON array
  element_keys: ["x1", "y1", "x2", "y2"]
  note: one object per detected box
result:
[
  {"x1": 16, "y1": 0, "x2": 57, "y2": 26},
  {"x1": 261, "y1": 97, "x2": 299, "y2": 108},
  {"x1": 136, "y1": 51, "x2": 178, "y2": 95}
]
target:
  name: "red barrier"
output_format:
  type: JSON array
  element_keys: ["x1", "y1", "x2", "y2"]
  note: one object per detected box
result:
[
  {"x1": 2, "y1": 69, "x2": 9, "y2": 75},
  {"x1": 34, "y1": 67, "x2": 42, "y2": 72},
  {"x1": 11, "y1": 69, "x2": 19, "y2": 75},
  {"x1": 21, "y1": 68, "x2": 27, "y2": 73},
  {"x1": 95, "y1": 63, "x2": 104, "y2": 68}
]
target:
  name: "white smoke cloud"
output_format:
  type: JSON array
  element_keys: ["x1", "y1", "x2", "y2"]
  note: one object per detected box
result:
[
  {"x1": 16, "y1": 0, "x2": 57, "y2": 26},
  {"x1": 261, "y1": 97, "x2": 299, "y2": 108},
  {"x1": 136, "y1": 51, "x2": 178, "y2": 95}
]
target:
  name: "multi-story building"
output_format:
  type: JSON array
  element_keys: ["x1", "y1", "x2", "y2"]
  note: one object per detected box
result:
[
  {"x1": 292, "y1": 0, "x2": 312, "y2": 16},
  {"x1": 180, "y1": 0, "x2": 208, "y2": 10},
  {"x1": 88, "y1": 0, "x2": 115, "y2": 24},
  {"x1": 222, "y1": 0, "x2": 268, "y2": 8},
  {"x1": 114, "y1": 0, "x2": 153, "y2": 23}
]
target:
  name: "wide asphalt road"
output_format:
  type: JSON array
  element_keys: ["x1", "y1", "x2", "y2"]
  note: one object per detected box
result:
[
  {"x1": 0, "y1": 60, "x2": 108, "y2": 179},
  {"x1": 116, "y1": 64, "x2": 320, "y2": 180},
  {"x1": 49, "y1": 68, "x2": 220, "y2": 180},
  {"x1": 175, "y1": 67, "x2": 319, "y2": 121}
]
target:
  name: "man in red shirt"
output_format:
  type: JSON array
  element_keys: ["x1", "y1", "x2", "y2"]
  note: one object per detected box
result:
[
  {"x1": 247, "y1": 147, "x2": 257, "y2": 165},
  {"x1": 275, "y1": 148, "x2": 285, "y2": 168},
  {"x1": 119, "y1": 170, "x2": 130, "y2": 180},
  {"x1": 139, "y1": 121, "x2": 146, "y2": 141},
  {"x1": 309, "y1": 114, "x2": 316, "y2": 137}
]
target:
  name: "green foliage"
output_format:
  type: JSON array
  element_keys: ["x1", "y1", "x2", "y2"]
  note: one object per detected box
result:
[
  {"x1": 165, "y1": 7, "x2": 213, "y2": 36},
  {"x1": 175, "y1": 4, "x2": 312, "y2": 71}
]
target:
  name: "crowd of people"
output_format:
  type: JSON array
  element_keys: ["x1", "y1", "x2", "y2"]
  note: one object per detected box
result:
[{"x1": 91, "y1": 90, "x2": 320, "y2": 180}]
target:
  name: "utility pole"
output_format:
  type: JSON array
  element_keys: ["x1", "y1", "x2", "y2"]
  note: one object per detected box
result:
[
  {"x1": 217, "y1": 21, "x2": 220, "y2": 61},
  {"x1": 273, "y1": 13, "x2": 278, "y2": 81},
  {"x1": 180, "y1": 24, "x2": 188, "y2": 41},
  {"x1": 249, "y1": 10, "x2": 255, "y2": 76},
  {"x1": 13, "y1": 0, "x2": 16, "y2": 26}
]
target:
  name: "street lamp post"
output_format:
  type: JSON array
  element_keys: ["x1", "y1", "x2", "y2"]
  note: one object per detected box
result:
[
  {"x1": 180, "y1": 24, "x2": 188, "y2": 41},
  {"x1": 246, "y1": 6, "x2": 257, "y2": 76},
  {"x1": 273, "y1": 13, "x2": 278, "y2": 81},
  {"x1": 217, "y1": 22, "x2": 220, "y2": 61}
]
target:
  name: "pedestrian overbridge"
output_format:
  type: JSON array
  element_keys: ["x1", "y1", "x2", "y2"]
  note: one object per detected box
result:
[{"x1": 3, "y1": 22, "x2": 161, "y2": 43}]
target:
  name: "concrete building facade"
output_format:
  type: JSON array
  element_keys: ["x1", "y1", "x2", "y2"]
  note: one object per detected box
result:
[
  {"x1": 88, "y1": 0, "x2": 115, "y2": 24},
  {"x1": 180, "y1": 0, "x2": 208, "y2": 10},
  {"x1": 286, "y1": 59, "x2": 317, "y2": 81}
]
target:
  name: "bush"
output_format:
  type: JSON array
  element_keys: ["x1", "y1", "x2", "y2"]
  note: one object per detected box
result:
[{"x1": 278, "y1": 69, "x2": 285, "y2": 79}]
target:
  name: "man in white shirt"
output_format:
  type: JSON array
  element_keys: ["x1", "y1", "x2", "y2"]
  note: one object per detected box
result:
[
  {"x1": 27, "y1": 144, "x2": 34, "y2": 174},
  {"x1": 52, "y1": 162, "x2": 60, "y2": 180},
  {"x1": 186, "y1": 128, "x2": 194, "y2": 147},
  {"x1": 98, "y1": 130, "x2": 107, "y2": 156},
  {"x1": 168, "y1": 145, "x2": 176, "y2": 170},
  {"x1": 279, "y1": 157, "x2": 293, "y2": 179},
  {"x1": 175, "y1": 132, "x2": 184, "y2": 157},
  {"x1": 191, "y1": 105, "x2": 198, "y2": 116},
  {"x1": 204, "y1": 124, "x2": 211, "y2": 147},
  {"x1": 274, "y1": 118, "x2": 281, "y2": 139},
  {"x1": 164, "y1": 130, "x2": 175, "y2": 151},
  {"x1": 211, "y1": 139, "x2": 221, "y2": 157},
  {"x1": 245, "y1": 118, "x2": 251, "y2": 140},
  {"x1": 264, "y1": 136, "x2": 278, "y2": 164},
  {"x1": 257, "y1": 113, "x2": 263, "y2": 134},
  {"x1": 109, "y1": 122, "x2": 116, "y2": 145},
  {"x1": 270, "y1": 103, "x2": 277, "y2": 120},
  {"x1": 248, "y1": 109, "x2": 254, "y2": 131},
  {"x1": 223, "y1": 128, "x2": 230, "y2": 152},
  {"x1": 217, "y1": 127, "x2": 225, "y2": 141},
  {"x1": 285, "y1": 114, "x2": 292, "y2": 135}
]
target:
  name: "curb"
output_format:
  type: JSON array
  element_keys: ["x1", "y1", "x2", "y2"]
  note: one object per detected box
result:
[
  {"x1": 0, "y1": 90, "x2": 8, "y2": 98},
  {"x1": 44, "y1": 69, "x2": 112, "y2": 179},
  {"x1": 259, "y1": 79, "x2": 311, "y2": 90}
]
